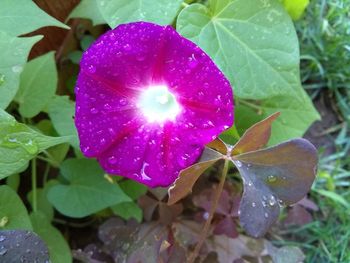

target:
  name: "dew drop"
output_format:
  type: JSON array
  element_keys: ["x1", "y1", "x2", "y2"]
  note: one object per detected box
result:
[
  {"x1": 23, "y1": 139, "x2": 38, "y2": 155},
  {"x1": 269, "y1": 195, "x2": 276, "y2": 206},
  {"x1": 235, "y1": 160, "x2": 242, "y2": 168},
  {"x1": 90, "y1": 107, "x2": 98, "y2": 114},
  {"x1": 140, "y1": 162, "x2": 151, "y2": 181},
  {"x1": 203, "y1": 212, "x2": 209, "y2": 220},
  {"x1": 267, "y1": 175, "x2": 277, "y2": 183},
  {"x1": 103, "y1": 103, "x2": 111, "y2": 110},
  {"x1": 87, "y1": 64, "x2": 96, "y2": 73},
  {"x1": 251, "y1": 202, "x2": 256, "y2": 207},
  {"x1": 123, "y1": 44, "x2": 131, "y2": 51},
  {"x1": 108, "y1": 156, "x2": 117, "y2": 165},
  {"x1": 0, "y1": 74, "x2": 5, "y2": 86},
  {"x1": 0, "y1": 235, "x2": 5, "y2": 242},
  {"x1": 12, "y1": 65, "x2": 23, "y2": 73},
  {"x1": 188, "y1": 54, "x2": 198, "y2": 69},
  {"x1": 119, "y1": 98, "x2": 128, "y2": 106},
  {"x1": 264, "y1": 212, "x2": 269, "y2": 218}
]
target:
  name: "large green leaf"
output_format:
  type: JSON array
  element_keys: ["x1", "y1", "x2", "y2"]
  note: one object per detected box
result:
[
  {"x1": 30, "y1": 212, "x2": 72, "y2": 263},
  {"x1": 97, "y1": 0, "x2": 183, "y2": 28},
  {"x1": 15, "y1": 52, "x2": 58, "y2": 118},
  {"x1": 0, "y1": 109, "x2": 70, "y2": 179},
  {"x1": 47, "y1": 96, "x2": 79, "y2": 148},
  {"x1": 0, "y1": 0, "x2": 69, "y2": 36},
  {"x1": 177, "y1": 0, "x2": 319, "y2": 143},
  {"x1": 47, "y1": 158, "x2": 131, "y2": 218},
  {"x1": 0, "y1": 33, "x2": 42, "y2": 109},
  {"x1": 0, "y1": 185, "x2": 32, "y2": 230},
  {"x1": 177, "y1": 0, "x2": 300, "y2": 100},
  {"x1": 68, "y1": 0, "x2": 106, "y2": 26}
]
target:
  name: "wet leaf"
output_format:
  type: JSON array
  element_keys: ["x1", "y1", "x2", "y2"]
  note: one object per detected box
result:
[
  {"x1": 0, "y1": 33, "x2": 42, "y2": 109},
  {"x1": 168, "y1": 147, "x2": 224, "y2": 205},
  {"x1": 232, "y1": 112, "x2": 280, "y2": 155},
  {"x1": 207, "y1": 138, "x2": 229, "y2": 155},
  {"x1": 111, "y1": 201, "x2": 143, "y2": 222},
  {"x1": 0, "y1": 109, "x2": 70, "y2": 180},
  {"x1": 232, "y1": 138, "x2": 318, "y2": 237},
  {"x1": 119, "y1": 180, "x2": 147, "y2": 200},
  {"x1": 0, "y1": 229, "x2": 49, "y2": 262}
]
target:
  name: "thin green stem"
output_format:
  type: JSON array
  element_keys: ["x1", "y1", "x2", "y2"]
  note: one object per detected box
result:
[
  {"x1": 188, "y1": 158, "x2": 230, "y2": 263},
  {"x1": 31, "y1": 158, "x2": 38, "y2": 212},
  {"x1": 43, "y1": 163, "x2": 51, "y2": 185}
]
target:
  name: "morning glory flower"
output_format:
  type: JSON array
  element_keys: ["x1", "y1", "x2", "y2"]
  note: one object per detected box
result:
[{"x1": 75, "y1": 22, "x2": 233, "y2": 187}]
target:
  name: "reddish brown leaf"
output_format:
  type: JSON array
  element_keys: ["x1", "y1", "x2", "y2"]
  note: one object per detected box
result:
[
  {"x1": 284, "y1": 205, "x2": 313, "y2": 226},
  {"x1": 233, "y1": 138, "x2": 318, "y2": 237},
  {"x1": 167, "y1": 147, "x2": 224, "y2": 205},
  {"x1": 214, "y1": 217, "x2": 239, "y2": 239},
  {"x1": 231, "y1": 112, "x2": 280, "y2": 155},
  {"x1": 207, "y1": 138, "x2": 228, "y2": 155}
]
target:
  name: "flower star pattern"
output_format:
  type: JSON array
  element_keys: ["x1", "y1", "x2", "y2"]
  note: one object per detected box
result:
[{"x1": 75, "y1": 22, "x2": 234, "y2": 187}]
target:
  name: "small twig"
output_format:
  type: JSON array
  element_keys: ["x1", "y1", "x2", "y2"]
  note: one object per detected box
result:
[{"x1": 187, "y1": 158, "x2": 230, "y2": 263}]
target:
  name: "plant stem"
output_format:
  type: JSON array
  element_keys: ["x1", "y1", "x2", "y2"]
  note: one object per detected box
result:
[
  {"x1": 43, "y1": 163, "x2": 50, "y2": 185},
  {"x1": 237, "y1": 99, "x2": 262, "y2": 112},
  {"x1": 188, "y1": 158, "x2": 230, "y2": 263},
  {"x1": 31, "y1": 158, "x2": 38, "y2": 212}
]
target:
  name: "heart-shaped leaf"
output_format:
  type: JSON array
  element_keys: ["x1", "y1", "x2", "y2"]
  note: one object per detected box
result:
[
  {"x1": 232, "y1": 138, "x2": 317, "y2": 237},
  {"x1": 0, "y1": 230, "x2": 50, "y2": 262},
  {"x1": 167, "y1": 147, "x2": 224, "y2": 205},
  {"x1": 47, "y1": 158, "x2": 131, "y2": 217}
]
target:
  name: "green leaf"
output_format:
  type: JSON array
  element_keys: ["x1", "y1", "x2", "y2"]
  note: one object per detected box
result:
[
  {"x1": 15, "y1": 52, "x2": 58, "y2": 118},
  {"x1": 232, "y1": 138, "x2": 317, "y2": 237},
  {"x1": 0, "y1": 185, "x2": 32, "y2": 230},
  {"x1": 177, "y1": 0, "x2": 300, "y2": 100},
  {"x1": 0, "y1": 109, "x2": 70, "y2": 180},
  {"x1": 30, "y1": 211, "x2": 72, "y2": 263},
  {"x1": 281, "y1": 0, "x2": 309, "y2": 20},
  {"x1": 28, "y1": 180, "x2": 58, "y2": 222},
  {"x1": 0, "y1": 0, "x2": 69, "y2": 36},
  {"x1": 313, "y1": 189, "x2": 350, "y2": 209},
  {"x1": 119, "y1": 180, "x2": 147, "y2": 200},
  {"x1": 47, "y1": 96, "x2": 79, "y2": 148},
  {"x1": 47, "y1": 158, "x2": 131, "y2": 218},
  {"x1": 68, "y1": 0, "x2": 106, "y2": 26},
  {"x1": 6, "y1": 173, "x2": 20, "y2": 192},
  {"x1": 97, "y1": 0, "x2": 183, "y2": 28},
  {"x1": 259, "y1": 94, "x2": 320, "y2": 145},
  {"x1": 111, "y1": 201, "x2": 143, "y2": 222},
  {"x1": 80, "y1": 35, "x2": 95, "y2": 51},
  {"x1": 177, "y1": 0, "x2": 320, "y2": 142},
  {"x1": 0, "y1": 33, "x2": 42, "y2": 109}
]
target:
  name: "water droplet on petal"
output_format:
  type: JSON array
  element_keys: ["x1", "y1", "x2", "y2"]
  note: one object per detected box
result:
[
  {"x1": 87, "y1": 65, "x2": 96, "y2": 73},
  {"x1": 123, "y1": 44, "x2": 131, "y2": 51},
  {"x1": 108, "y1": 156, "x2": 117, "y2": 165},
  {"x1": 235, "y1": 160, "x2": 242, "y2": 168},
  {"x1": 269, "y1": 195, "x2": 276, "y2": 206},
  {"x1": 119, "y1": 98, "x2": 128, "y2": 106},
  {"x1": 90, "y1": 107, "x2": 98, "y2": 114}
]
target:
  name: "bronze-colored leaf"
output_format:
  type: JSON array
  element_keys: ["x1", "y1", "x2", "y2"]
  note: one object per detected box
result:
[
  {"x1": 167, "y1": 147, "x2": 224, "y2": 205},
  {"x1": 207, "y1": 138, "x2": 228, "y2": 155},
  {"x1": 232, "y1": 138, "x2": 317, "y2": 237},
  {"x1": 231, "y1": 112, "x2": 280, "y2": 156}
]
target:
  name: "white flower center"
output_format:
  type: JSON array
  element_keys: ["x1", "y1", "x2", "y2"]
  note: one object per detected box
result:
[{"x1": 138, "y1": 85, "x2": 180, "y2": 123}]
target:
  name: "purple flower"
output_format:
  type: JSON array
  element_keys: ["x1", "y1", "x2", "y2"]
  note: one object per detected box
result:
[{"x1": 75, "y1": 22, "x2": 233, "y2": 187}]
